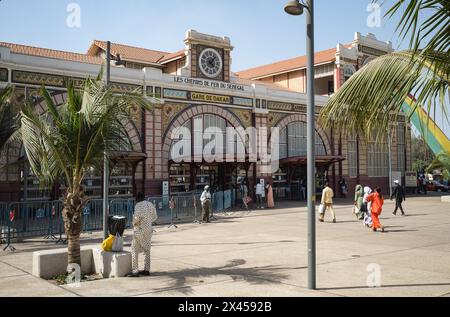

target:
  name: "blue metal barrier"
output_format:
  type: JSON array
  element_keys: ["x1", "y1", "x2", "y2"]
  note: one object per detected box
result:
[{"x1": 0, "y1": 190, "x2": 237, "y2": 243}]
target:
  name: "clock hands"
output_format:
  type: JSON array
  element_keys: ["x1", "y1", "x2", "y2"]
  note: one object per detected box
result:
[
  {"x1": 207, "y1": 56, "x2": 217, "y2": 68},
  {"x1": 200, "y1": 49, "x2": 221, "y2": 77}
]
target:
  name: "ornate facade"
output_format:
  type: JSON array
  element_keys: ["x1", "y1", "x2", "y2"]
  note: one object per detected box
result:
[{"x1": 0, "y1": 30, "x2": 411, "y2": 201}]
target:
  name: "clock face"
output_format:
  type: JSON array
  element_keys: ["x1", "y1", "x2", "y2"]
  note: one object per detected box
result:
[{"x1": 199, "y1": 48, "x2": 223, "y2": 78}]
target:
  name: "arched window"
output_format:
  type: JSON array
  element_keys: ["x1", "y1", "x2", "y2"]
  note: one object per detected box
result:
[
  {"x1": 170, "y1": 113, "x2": 245, "y2": 161},
  {"x1": 279, "y1": 122, "x2": 326, "y2": 159}
]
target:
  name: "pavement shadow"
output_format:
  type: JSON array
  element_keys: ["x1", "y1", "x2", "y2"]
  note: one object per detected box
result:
[
  {"x1": 318, "y1": 282, "x2": 450, "y2": 291},
  {"x1": 152, "y1": 240, "x2": 296, "y2": 247},
  {"x1": 384, "y1": 229, "x2": 419, "y2": 233},
  {"x1": 147, "y1": 259, "x2": 297, "y2": 295}
]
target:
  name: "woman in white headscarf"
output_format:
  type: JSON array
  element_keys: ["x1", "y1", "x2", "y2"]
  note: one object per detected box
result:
[{"x1": 363, "y1": 186, "x2": 373, "y2": 228}]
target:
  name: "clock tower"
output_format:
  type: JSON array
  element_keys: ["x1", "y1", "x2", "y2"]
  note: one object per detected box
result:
[{"x1": 180, "y1": 30, "x2": 233, "y2": 82}]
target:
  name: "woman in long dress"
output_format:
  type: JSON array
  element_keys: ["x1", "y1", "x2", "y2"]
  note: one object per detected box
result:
[
  {"x1": 354, "y1": 185, "x2": 364, "y2": 220},
  {"x1": 366, "y1": 187, "x2": 385, "y2": 232},
  {"x1": 266, "y1": 184, "x2": 275, "y2": 209},
  {"x1": 363, "y1": 186, "x2": 373, "y2": 228}
]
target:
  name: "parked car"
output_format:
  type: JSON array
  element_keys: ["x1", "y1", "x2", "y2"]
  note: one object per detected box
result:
[{"x1": 426, "y1": 180, "x2": 450, "y2": 192}]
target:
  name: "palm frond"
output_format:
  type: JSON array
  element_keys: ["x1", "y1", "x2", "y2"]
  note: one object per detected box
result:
[
  {"x1": 319, "y1": 50, "x2": 449, "y2": 141},
  {"x1": 427, "y1": 151, "x2": 450, "y2": 172},
  {"x1": 0, "y1": 86, "x2": 21, "y2": 158},
  {"x1": 385, "y1": 0, "x2": 450, "y2": 79},
  {"x1": 20, "y1": 103, "x2": 71, "y2": 188},
  {"x1": 20, "y1": 74, "x2": 158, "y2": 192}
]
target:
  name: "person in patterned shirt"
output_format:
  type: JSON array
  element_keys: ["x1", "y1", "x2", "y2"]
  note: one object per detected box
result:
[{"x1": 127, "y1": 192, "x2": 158, "y2": 277}]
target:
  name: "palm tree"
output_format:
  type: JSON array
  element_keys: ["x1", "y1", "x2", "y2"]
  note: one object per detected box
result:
[
  {"x1": 427, "y1": 151, "x2": 450, "y2": 174},
  {"x1": 319, "y1": 0, "x2": 449, "y2": 140},
  {"x1": 20, "y1": 77, "x2": 153, "y2": 268},
  {"x1": 0, "y1": 86, "x2": 20, "y2": 159}
]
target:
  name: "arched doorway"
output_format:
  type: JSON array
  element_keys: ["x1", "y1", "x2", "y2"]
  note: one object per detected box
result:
[
  {"x1": 164, "y1": 105, "x2": 248, "y2": 195},
  {"x1": 272, "y1": 114, "x2": 342, "y2": 200}
]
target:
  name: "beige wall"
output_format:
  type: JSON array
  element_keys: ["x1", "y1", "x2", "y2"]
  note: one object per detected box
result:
[
  {"x1": 264, "y1": 69, "x2": 306, "y2": 93},
  {"x1": 163, "y1": 58, "x2": 186, "y2": 75},
  {"x1": 314, "y1": 76, "x2": 333, "y2": 96}
]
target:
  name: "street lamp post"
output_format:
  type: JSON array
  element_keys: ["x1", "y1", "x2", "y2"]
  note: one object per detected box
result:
[
  {"x1": 284, "y1": 0, "x2": 316, "y2": 290},
  {"x1": 103, "y1": 41, "x2": 111, "y2": 240},
  {"x1": 103, "y1": 41, "x2": 125, "y2": 239}
]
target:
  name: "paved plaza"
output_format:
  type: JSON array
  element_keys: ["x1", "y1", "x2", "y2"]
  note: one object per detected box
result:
[{"x1": 1, "y1": 195, "x2": 449, "y2": 297}]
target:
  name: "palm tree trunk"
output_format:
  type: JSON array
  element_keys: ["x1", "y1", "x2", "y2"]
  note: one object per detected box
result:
[
  {"x1": 62, "y1": 189, "x2": 86, "y2": 269},
  {"x1": 67, "y1": 232, "x2": 81, "y2": 267}
]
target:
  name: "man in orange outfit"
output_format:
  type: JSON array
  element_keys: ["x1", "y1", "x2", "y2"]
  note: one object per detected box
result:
[{"x1": 366, "y1": 187, "x2": 385, "y2": 232}]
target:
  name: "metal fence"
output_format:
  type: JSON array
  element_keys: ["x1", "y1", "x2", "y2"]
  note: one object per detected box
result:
[{"x1": 0, "y1": 189, "x2": 237, "y2": 247}]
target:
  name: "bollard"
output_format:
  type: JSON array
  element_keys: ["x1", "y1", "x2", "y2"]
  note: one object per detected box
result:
[
  {"x1": 56, "y1": 209, "x2": 67, "y2": 245},
  {"x1": 44, "y1": 205, "x2": 57, "y2": 240},
  {"x1": 168, "y1": 197, "x2": 178, "y2": 229},
  {"x1": 210, "y1": 195, "x2": 217, "y2": 221},
  {"x1": 192, "y1": 195, "x2": 200, "y2": 224},
  {"x1": 3, "y1": 206, "x2": 16, "y2": 252}
]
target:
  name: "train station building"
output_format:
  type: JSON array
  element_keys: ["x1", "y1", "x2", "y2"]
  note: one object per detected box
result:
[{"x1": 0, "y1": 30, "x2": 412, "y2": 201}]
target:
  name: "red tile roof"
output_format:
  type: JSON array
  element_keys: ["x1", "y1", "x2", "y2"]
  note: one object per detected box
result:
[
  {"x1": 1, "y1": 40, "x2": 186, "y2": 67},
  {"x1": 87, "y1": 40, "x2": 172, "y2": 65},
  {"x1": 158, "y1": 50, "x2": 186, "y2": 64},
  {"x1": 0, "y1": 42, "x2": 103, "y2": 64},
  {"x1": 237, "y1": 46, "x2": 350, "y2": 80},
  {"x1": 236, "y1": 77, "x2": 298, "y2": 92}
]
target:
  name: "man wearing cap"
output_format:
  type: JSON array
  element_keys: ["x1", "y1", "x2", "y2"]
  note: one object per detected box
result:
[
  {"x1": 391, "y1": 180, "x2": 406, "y2": 216},
  {"x1": 200, "y1": 185, "x2": 212, "y2": 223}
]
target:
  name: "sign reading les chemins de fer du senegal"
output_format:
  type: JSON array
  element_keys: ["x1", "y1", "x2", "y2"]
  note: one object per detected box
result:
[{"x1": 174, "y1": 76, "x2": 245, "y2": 92}]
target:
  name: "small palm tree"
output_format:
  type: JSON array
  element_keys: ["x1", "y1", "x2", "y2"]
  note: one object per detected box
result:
[
  {"x1": 427, "y1": 151, "x2": 450, "y2": 174},
  {"x1": 319, "y1": 0, "x2": 449, "y2": 140},
  {"x1": 20, "y1": 77, "x2": 153, "y2": 267},
  {"x1": 0, "y1": 87, "x2": 20, "y2": 159}
]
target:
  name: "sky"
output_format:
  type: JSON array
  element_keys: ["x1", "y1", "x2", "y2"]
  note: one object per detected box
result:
[{"x1": 0, "y1": 0, "x2": 407, "y2": 72}]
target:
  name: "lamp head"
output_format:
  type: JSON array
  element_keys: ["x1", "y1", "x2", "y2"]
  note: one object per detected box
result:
[
  {"x1": 284, "y1": 0, "x2": 304, "y2": 16},
  {"x1": 114, "y1": 54, "x2": 126, "y2": 66}
]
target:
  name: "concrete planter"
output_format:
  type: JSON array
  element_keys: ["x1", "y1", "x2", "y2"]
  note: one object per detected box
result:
[
  {"x1": 442, "y1": 196, "x2": 450, "y2": 203},
  {"x1": 32, "y1": 246, "x2": 132, "y2": 280}
]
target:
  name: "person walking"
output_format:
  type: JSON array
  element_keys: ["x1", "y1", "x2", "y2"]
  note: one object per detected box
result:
[
  {"x1": 240, "y1": 181, "x2": 250, "y2": 211},
  {"x1": 127, "y1": 193, "x2": 158, "y2": 277},
  {"x1": 391, "y1": 180, "x2": 406, "y2": 216},
  {"x1": 200, "y1": 185, "x2": 212, "y2": 223},
  {"x1": 366, "y1": 187, "x2": 385, "y2": 232},
  {"x1": 339, "y1": 179, "x2": 348, "y2": 199},
  {"x1": 319, "y1": 182, "x2": 336, "y2": 223},
  {"x1": 354, "y1": 184, "x2": 364, "y2": 220},
  {"x1": 299, "y1": 179, "x2": 306, "y2": 201},
  {"x1": 255, "y1": 180, "x2": 264, "y2": 209},
  {"x1": 363, "y1": 186, "x2": 373, "y2": 228},
  {"x1": 266, "y1": 183, "x2": 275, "y2": 209},
  {"x1": 422, "y1": 176, "x2": 428, "y2": 195}
]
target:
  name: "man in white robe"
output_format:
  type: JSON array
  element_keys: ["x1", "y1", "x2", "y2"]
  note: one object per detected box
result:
[
  {"x1": 127, "y1": 193, "x2": 158, "y2": 277},
  {"x1": 200, "y1": 186, "x2": 212, "y2": 223}
]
